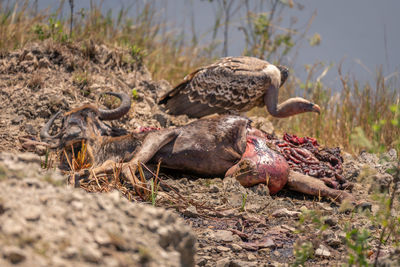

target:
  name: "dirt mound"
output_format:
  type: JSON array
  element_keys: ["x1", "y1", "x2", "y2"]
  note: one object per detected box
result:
[
  {"x1": 0, "y1": 152, "x2": 195, "y2": 267},
  {"x1": 0, "y1": 40, "x2": 191, "y2": 152}
]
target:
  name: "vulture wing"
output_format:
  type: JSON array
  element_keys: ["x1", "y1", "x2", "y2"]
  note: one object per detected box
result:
[{"x1": 158, "y1": 56, "x2": 277, "y2": 118}]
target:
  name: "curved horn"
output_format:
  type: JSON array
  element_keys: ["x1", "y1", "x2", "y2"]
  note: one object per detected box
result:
[
  {"x1": 40, "y1": 111, "x2": 63, "y2": 141},
  {"x1": 98, "y1": 92, "x2": 131, "y2": 120}
]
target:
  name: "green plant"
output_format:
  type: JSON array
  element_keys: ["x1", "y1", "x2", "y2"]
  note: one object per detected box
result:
[
  {"x1": 149, "y1": 178, "x2": 159, "y2": 206},
  {"x1": 292, "y1": 209, "x2": 328, "y2": 266},
  {"x1": 133, "y1": 162, "x2": 161, "y2": 206},
  {"x1": 41, "y1": 149, "x2": 50, "y2": 169},
  {"x1": 130, "y1": 44, "x2": 146, "y2": 63},
  {"x1": 292, "y1": 241, "x2": 314, "y2": 267},
  {"x1": 344, "y1": 227, "x2": 371, "y2": 266},
  {"x1": 32, "y1": 24, "x2": 48, "y2": 40},
  {"x1": 48, "y1": 15, "x2": 68, "y2": 43},
  {"x1": 240, "y1": 193, "x2": 247, "y2": 212},
  {"x1": 131, "y1": 88, "x2": 139, "y2": 100},
  {"x1": 72, "y1": 70, "x2": 91, "y2": 91},
  {"x1": 348, "y1": 103, "x2": 400, "y2": 266}
]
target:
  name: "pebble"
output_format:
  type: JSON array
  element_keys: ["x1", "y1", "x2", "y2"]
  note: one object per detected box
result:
[
  {"x1": 272, "y1": 250, "x2": 281, "y2": 257},
  {"x1": 326, "y1": 237, "x2": 342, "y2": 248},
  {"x1": 217, "y1": 246, "x2": 231, "y2": 253},
  {"x1": 258, "y1": 248, "x2": 271, "y2": 256},
  {"x1": 197, "y1": 257, "x2": 208, "y2": 266},
  {"x1": 212, "y1": 230, "x2": 234, "y2": 242},
  {"x1": 80, "y1": 245, "x2": 102, "y2": 263},
  {"x1": 3, "y1": 246, "x2": 26, "y2": 264},
  {"x1": 183, "y1": 205, "x2": 199, "y2": 218},
  {"x1": 61, "y1": 247, "x2": 78, "y2": 259},
  {"x1": 230, "y1": 243, "x2": 242, "y2": 252},
  {"x1": 315, "y1": 244, "x2": 331, "y2": 257},
  {"x1": 2, "y1": 218, "x2": 24, "y2": 236},
  {"x1": 323, "y1": 216, "x2": 338, "y2": 227},
  {"x1": 103, "y1": 257, "x2": 120, "y2": 267},
  {"x1": 216, "y1": 258, "x2": 231, "y2": 267},
  {"x1": 25, "y1": 123, "x2": 37, "y2": 135},
  {"x1": 299, "y1": 206, "x2": 308, "y2": 212},
  {"x1": 94, "y1": 229, "x2": 111, "y2": 246},
  {"x1": 23, "y1": 206, "x2": 41, "y2": 221},
  {"x1": 11, "y1": 115, "x2": 24, "y2": 124},
  {"x1": 272, "y1": 208, "x2": 301, "y2": 218},
  {"x1": 210, "y1": 185, "x2": 220, "y2": 193},
  {"x1": 232, "y1": 260, "x2": 258, "y2": 267},
  {"x1": 317, "y1": 202, "x2": 333, "y2": 211},
  {"x1": 247, "y1": 253, "x2": 257, "y2": 261}
]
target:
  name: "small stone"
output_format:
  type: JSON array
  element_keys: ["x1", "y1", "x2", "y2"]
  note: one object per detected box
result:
[
  {"x1": 25, "y1": 124, "x2": 37, "y2": 135},
  {"x1": 322, "y1": 230, "x2": 334, "y2": 240},
  {"x1": 213, "y1": 230, "x2": 234, "y2": 242},
  {"x1": 81, "y1": 245, "x2": 102, "y2": 263},
  {"x1": 258, "y1": 248, "x2": 271, "y2": 256},
  {"x1": 231, "y1": 260, "x2": 258, "y2": 267},
  {"x1": 230, "y1": 243, "x2": 242, "y2": 252},
  {"x1": 281, "y1": 224, "x2": 296, "y2": 232},
  {"x1": 272, "y1": 208, "x2": 300, "y2": 218},
  {"x1": 38, "y1": 57, "x2": 50, "y2": 68},
  {"x1": 315, "y1": 244, "x2": 331, "y2": 257},
  {"x1": 210, "y1": 185, "x2": 220, "y2": 193},
  {"x1": 326, "y1": 237, "x2": 342, "y2": 248},
  {"x1": 323, "y1": 216, "x2": 338, "y2": 227},
  {"x1": 216, "y1": 209, "x2": 236, "y2": 218},
  {"x1": 216, "y1": 258, "x2": 231, "y2": 267},
  {"x1": 103, "y1": 257, "x2": 119, "y2": 267},
  {"x1": 257, "y1": 237, "x2": 276, "y2": 249},
  {"x1": 71, "y1": 200, "x2": 84, "y2": 210},
  {"x1": 356, "y1": 202, "x2": 372, "y2": 212},
  {"x1": 272, "y1": 250, "x2": 280, "y2": 257},
  {"x1": 317, "y1": 202, "x2": 333, "y2": 211},
  {"x1": 3, "y1": 246, "x2": 26, "y2": 264},
  {"x1": 94, "y1": 230, "x2": 111, "y2": 246},
  {"x1": 183, "y1": 205, "x2": 199, "y2": 218},
  {"x1": 23, "y1": 206, "x2": 41, "y2": 221},
  {"x1": 197, "y1": 257, "x2": 208, "y2": 266},
  {"x1": 250, "y1": 183, "x2": 269, "y2": 196},
  {"x1": 299, "y1": 206, "x2": 308, "y2": 212},
  {"x1": 51, "y1": 256, "x2": 69, "y2": 267},
  {"x1": 337, "y1": 231, "x2": 347, "y2": 242},
  {"x1": 11, "y1": 115, "x2": 24, "y2": 124},
  {"x1": 2, "y1": 218, "x2": 24, "y2": 236},
  {"x1": 216, "y1": 246, "x2": 231, "y2": 253},
  {"x1": 152, "y1": 113, "x2": 169, "y2": 127},
  {"x1": 247, "y1": 253, "x2": 257, "y2": 261},
  {"x1": 62, "y1": 247, "x2": 78, "y2": 259}
]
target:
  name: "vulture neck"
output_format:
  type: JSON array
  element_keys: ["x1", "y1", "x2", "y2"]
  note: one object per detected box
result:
[{"x1": 264, "y1": 86, "x2": 311, "y2": 118}]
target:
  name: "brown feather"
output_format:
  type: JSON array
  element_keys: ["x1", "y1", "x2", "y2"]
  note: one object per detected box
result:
[{"x1": 158, "y1": 56, "x2": 283, "y2": 118}]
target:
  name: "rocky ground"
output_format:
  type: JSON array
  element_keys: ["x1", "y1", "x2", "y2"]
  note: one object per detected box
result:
[{"x1": 0, "y1": 41, "x2": 399, "y2": 266}]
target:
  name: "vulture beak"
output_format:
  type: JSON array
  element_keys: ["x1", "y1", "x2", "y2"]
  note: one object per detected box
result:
[{"x1": 312, "y1": 104, "x2": 321, "y2": 114}]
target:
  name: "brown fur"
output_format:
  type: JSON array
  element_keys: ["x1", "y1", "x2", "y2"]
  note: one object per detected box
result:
[{"x1": 41, "y1": 102, "x2": 353, "y2": 203}]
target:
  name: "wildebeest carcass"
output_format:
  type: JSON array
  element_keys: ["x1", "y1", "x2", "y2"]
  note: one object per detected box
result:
[{"x1": 38, "y1": 92, "x2": 354, "y2": 203}]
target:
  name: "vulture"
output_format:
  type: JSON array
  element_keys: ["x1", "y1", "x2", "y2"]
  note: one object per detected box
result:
[{"x1": 158, "y1": 56, "x2": 320, "y2": 118}]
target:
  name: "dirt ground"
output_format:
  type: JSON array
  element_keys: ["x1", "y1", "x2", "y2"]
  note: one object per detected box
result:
[{"x1": 0, "y1": 41, "x2": 399, "y2": 266}]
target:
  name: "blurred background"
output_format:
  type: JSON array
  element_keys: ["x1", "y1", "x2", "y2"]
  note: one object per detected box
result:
[
  {"x1": 32, "y1": 0, "x2": 400, "y2": 87},
  {"x1": 1, "y1": 0, "x2": 399, "y2": 152}
]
